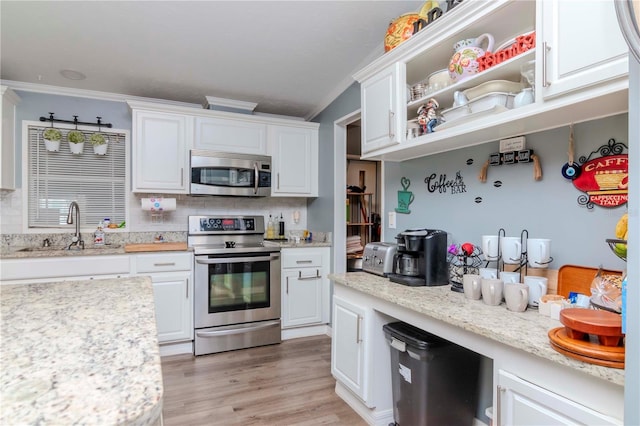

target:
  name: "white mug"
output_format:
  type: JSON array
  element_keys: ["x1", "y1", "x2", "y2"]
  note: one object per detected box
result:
[
  {"x1": 481, "y1": 278, "x2": 504, "y2": 306},
  {"x1": 479, "y1": 267, "x2": 498, "y2": 279},
  {"x1": 500, "y1": 271, "x2": 520, "y2": 283},
  {"x1": 504, "y1": 283, "x2": 529, "y2": 312},
  {"x1": 527, "y1": 238, "x2": 552, "y2": 268},
  {"x1": 524, "y1": 275, "x2": 548, "y2": 307},
  {"x1": 463, "y1": 274, "x2": 482, "y2": 300},
  {"x1": 501, "y1": 237, "x2": 522, "y2": 264},
  {"x1": 482, "y1": 235, "x2": 499, "y2": 260}
]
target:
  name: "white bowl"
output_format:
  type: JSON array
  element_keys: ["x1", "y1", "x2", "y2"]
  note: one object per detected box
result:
[
  {"x1": 427, "y1": 69, "x2": 453, "y2": 88},
  {"x1": 462, "y1": 80, "x2": 523, "y2": 101}
]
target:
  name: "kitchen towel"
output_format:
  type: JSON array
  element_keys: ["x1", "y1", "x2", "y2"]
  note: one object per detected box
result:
[{"x1": 141, "y1": 197, "x2": 176, "y2": 212}]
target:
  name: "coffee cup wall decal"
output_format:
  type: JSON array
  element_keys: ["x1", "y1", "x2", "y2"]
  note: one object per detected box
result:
[{"x1": 395, "y1": 177, "x2": 414, "y2": 214}]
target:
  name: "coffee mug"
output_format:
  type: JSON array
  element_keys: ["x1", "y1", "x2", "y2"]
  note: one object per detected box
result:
[
  {"x1": 524, "y1": 275, "x2": 548, "y2": 307},
  {"x1": 504, "y1": 283, "x2": 529, "y2": 312},
  {"x1": 527, "y1": 238, "x2": 552, "y2": 268},
  {"x1": 482, "y1": 235, "x2": 499, "y2": 260},
  {"x1": 501, "y1": 237, "x2": 522, "y2": 264},
  {"x1": 479, "y1": 267, "x2": 497, "y2": 279},
  {"x1": 481, "y1": 278, "x2": 503, "y2": 306},
  {"x1": 463, "y1": 274, "x2": 482, "y2": 300},
  {"x1": 500, "y1": 271, "x2": 520, "y2": 283}
]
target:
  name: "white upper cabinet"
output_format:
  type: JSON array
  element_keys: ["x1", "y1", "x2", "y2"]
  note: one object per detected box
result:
[
  {"x1": 130, "y1": 103, "x2": 193, "y2": 194},
  {"x1": 539, "y1": 0, "x2": 628, "y2": 100},
  {"x1": 194, "y1": 116, "x2": 267, "y2": 155},
  {"x1": 361, "y1": 62, "x2": 406, "y2": 154},
  {"x1": 269, "y1": 124, "x2": 319, "y2": 197},
  {"x1": 354, "y1": 0, "x2": 629, "y2": 161},
  {"x1": 1, "y1": 86, "x2": 20, "y2": 191}
]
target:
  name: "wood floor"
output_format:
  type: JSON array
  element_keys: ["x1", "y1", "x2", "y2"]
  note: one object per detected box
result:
[{"x1": 160, "y1": 335, "x2": 366, "y2": 426}]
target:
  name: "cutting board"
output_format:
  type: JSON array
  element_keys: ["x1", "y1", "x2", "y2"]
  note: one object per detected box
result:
[
  {"x1": 557, "y1": 265, "x2": 622, "y2": 298},
  {"x1": 560, "y1": 308, "x2": 623, "y2": 346},
  {"x1": 124, "y1": 242, "x2": 188, "y2": 252},
  {"x1": 548, "y1": 327, "x2": 625, "y2": 369}
]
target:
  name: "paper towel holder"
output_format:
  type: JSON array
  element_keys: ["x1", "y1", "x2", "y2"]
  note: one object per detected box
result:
[{"x1": 141, "y1": 197, "x2": 176, "y2": 224}]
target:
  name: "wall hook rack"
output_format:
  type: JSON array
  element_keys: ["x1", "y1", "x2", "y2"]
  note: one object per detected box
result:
[{"x1": 39, "y1": 113, "x2": 113, "y2": 128}]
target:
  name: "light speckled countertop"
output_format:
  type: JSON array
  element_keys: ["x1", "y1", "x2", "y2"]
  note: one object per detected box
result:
[
  {"x1": 330, "y1": 272, "x2": 624, "y2": 387},
  {"x1": 0, "y1": 276, "x2": 163, "y2": 425}
]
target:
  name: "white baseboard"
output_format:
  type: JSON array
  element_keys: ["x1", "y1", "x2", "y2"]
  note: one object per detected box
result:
[
  {"x1": 159, "y1": 341, "x2": 193, "y2": 357},
  {"x1": 334, "y1": 381, "x2": 394, "y2": 426},
  {"x1": 281, "y1": 324, "x2": 331, "y2": 340}
]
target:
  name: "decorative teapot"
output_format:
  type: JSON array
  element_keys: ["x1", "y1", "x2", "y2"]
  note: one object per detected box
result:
[{"x1": 448, "y1": 33, "x2": 495, "y2": 82}]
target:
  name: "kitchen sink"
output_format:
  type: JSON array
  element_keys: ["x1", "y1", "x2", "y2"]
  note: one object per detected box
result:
[{"x1": 15, "y1": 245, "x2": 122, "y2": 253}]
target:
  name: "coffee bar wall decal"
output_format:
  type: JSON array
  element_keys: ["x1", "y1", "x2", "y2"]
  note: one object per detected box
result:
[
  {"x1": 395, "y1": 177, "x2": 414, "y2": 214},
  {"x1": 565, "y1": 138, "x2": 628, "y2": 209},
  {"x1": 424, "y1": 171, "x2": 467, "y2": 194}
]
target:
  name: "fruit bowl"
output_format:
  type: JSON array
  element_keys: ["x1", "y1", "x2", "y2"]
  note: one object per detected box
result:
[{"x1": 606, "y1": 238, "x2": 627, "y2": 261}]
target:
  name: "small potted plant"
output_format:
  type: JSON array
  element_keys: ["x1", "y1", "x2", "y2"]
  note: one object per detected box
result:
[
  {"x1": 43, "y1": 128, "x2": 62, "y2": 152},
  {"x1": 90, "y1": 133, "x2": 108, "y2": 155},
  {"x1": 67, "y1": 130, "x2": 85, "y2": 154}
]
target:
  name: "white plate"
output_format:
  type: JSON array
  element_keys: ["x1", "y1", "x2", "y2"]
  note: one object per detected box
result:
[{"x1": 462, "y1": 80, "x2": 523, "y2": 101}]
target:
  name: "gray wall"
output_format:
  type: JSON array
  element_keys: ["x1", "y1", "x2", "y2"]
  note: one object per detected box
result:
[
  {"x1": 14, "y1": 91, "x2": 131, "y2": 188},
  {"x1": 307, "y1": 82, "x2": 361, "y2": 232},
  {"x1": 383, "y1": 114, "x2": 628, "y2": 272}
]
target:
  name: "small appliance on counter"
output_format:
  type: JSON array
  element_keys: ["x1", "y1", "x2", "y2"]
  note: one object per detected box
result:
[
  {"x1": 388, "y1": 229, "x2": 449, "y2": 286},
  {"x1": 362, "y1": 242, "x2": 397, "y2": 276}
]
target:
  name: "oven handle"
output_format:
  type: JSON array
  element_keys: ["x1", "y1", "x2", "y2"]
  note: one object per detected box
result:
[
  {"x1": 196, "y1": 320, "x2": 281, "y2": 337},
  {"x1": 195, "y1": 254, "x2": 278, "y2": 264}
]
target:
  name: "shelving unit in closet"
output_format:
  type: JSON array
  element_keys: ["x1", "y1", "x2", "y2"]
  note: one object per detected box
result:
[{"x1": 346, "y1": 192, "x2": 374, "y2": 268}]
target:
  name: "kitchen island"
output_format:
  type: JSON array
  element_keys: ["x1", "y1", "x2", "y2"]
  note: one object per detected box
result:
[
  {"x1": 0, "y1": 276, "x2": 163, "y2": 425},
  {"x1": 330, "y1": 272, "x2": 624, "y2": 425}
]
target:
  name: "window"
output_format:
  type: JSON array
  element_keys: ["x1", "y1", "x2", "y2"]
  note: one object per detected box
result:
[{"x1": 26, "y1": 123, "x2": 128, "y2": 229}]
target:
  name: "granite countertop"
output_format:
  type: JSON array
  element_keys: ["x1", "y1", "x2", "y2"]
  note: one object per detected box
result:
[
  {"x1": 330, "y1": 272, "x2": 624, "y2": 387},
  {"x1": 0, "y1": 276, "x2": 163, "y2": 425}
]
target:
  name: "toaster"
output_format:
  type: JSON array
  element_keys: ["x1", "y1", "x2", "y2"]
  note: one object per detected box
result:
[{"x1": 362, "y1": 242, "x2": 397, "y2": 276}]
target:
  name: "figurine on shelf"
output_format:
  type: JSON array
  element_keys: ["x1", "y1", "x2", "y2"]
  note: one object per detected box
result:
[{"x1": 417, "y1": 98, "x2": 440, "y2": 133}]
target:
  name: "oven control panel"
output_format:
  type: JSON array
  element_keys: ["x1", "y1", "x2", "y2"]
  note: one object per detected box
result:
[{"x1": 188, "y1": 215, "x2": 264, "y2": 235}]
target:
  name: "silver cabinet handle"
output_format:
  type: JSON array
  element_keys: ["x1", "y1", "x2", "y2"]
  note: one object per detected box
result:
[
  {"x1": 286, "y1": 276, "x2": 289, "y2": 294},
  {"x1": 542, "y1": 41, "x2": 551, "y2": 87},
  {"x1": 153, "y1": 262, "x2": 175, "y2": 267},
  {"x1": 497, "y1": 385, "x2": 503, "y2": 425},
  {"x1": 356, "y1": 315, "x2": 362, "y2": 343},
  {"x1": 298, "y1": 270, "x2": 320, "y2": 280},
  {"x1": 277, "y1": 172, "x2": 280, "y2": 190},
  {"x1": 181, "y1": 167, "x2": 184, "y2": 186},
  {"x1": 296, "y1": 260, "x2": 313, "y2": 264},
  {"x1": 186, "y1": 278, "x2": 189, "y2": 299},
  {"x1": 388, "y1": 110, "x2": 395, "y2": 138}
]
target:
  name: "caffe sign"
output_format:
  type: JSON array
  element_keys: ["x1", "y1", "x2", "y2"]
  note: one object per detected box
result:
[{"x1": 568, "y1": 138, "x2": 628, "y2": 208}]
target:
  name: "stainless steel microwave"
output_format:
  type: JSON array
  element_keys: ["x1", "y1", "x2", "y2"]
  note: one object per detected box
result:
[{"x1": 190, "y1": 150, "x2": 271, "y2": 197}]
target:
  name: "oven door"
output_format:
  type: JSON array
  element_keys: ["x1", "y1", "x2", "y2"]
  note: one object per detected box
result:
[{"x1": 194, "y1": 251, "x2": 281, "y2": 329}]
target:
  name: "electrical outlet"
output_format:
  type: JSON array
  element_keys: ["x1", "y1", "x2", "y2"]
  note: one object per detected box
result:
[{"x1": 388, "y1": 211, "x2": 396, "y2": 229}]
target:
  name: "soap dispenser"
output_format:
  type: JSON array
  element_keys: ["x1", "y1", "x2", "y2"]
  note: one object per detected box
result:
[{"x1": 278, "y1": 213, "x2": 285, "y2": 239}]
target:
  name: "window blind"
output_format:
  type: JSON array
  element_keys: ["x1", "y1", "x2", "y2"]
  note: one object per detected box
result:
[{"x1": 27, "y1": 125, "x2": 127, "y2": 229}]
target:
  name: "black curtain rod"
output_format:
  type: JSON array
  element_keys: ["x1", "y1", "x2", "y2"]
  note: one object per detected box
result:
[{"x1": 39, "y1": 113, "x2": 113, "y2": 128}]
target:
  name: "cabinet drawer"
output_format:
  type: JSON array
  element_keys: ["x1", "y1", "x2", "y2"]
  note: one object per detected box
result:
[
  {"x1": 282, "y1": 251, "x2": 323, "y2": 268},
  {"x1": 135, "y1": 252, "x2": 192, "y2": 273}
]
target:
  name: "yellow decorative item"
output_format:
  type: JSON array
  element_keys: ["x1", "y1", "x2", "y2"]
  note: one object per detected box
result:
[
  {"x1": 384, "y1": 1, "x2": 441, "y2": 52},
  {"x1": 615, "y1": 213, "x2": 628, "y2": 239}
]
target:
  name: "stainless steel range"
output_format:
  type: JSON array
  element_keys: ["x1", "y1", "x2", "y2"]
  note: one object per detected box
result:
[{"x1": 188, "y1": 215, "x2": 281, "y2": 356}]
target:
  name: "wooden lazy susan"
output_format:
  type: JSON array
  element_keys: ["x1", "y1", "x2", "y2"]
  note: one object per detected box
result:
[{"x1": 548, "y1": 308, "x2": 625, "y2": 369}]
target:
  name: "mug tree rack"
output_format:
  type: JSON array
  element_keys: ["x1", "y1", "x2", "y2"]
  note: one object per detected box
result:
[{"x1": 487, "y1": 228, "x2": 553, "y2": 282}]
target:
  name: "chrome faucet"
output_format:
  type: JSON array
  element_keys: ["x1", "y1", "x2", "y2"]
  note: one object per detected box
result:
[{"x1": 66, "y1": 201, "x2": 84, "y2": 250}]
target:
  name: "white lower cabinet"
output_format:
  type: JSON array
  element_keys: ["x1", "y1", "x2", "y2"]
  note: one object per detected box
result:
[
  {"x1": 331, "y1": 295, "x2": 369, "y2": 404},
  {"x1": 281, "y1": 247, "x2": 329, "y2": 329},
  {"x1": 132, "y1": 252, "x2": 193, "y2": 344},
  {"x1": 497, "y1": 370, "x2": 622, "y2": 426}
]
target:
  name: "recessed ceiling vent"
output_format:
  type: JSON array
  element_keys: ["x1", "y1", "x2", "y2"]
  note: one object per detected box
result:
[{"x1": 204, "y1": 96, "x2": 257, "y2": 115}]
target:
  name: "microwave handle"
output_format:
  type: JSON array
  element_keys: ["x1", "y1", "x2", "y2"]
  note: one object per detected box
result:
[{"x1": 254, "y1": 162, "x2": 259, "y2": 195}]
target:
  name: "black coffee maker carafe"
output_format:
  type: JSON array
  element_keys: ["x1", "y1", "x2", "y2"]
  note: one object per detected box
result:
[{"x1": 389, "y1": 229, "x2": 449, "y2": 286}]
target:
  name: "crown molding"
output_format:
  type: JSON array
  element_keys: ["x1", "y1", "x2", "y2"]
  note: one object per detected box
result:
[{"x1": 0, "y1": 80, "x2": 202, "y2": 109}]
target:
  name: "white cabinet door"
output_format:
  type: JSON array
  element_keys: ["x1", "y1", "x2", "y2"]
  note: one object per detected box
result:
[
  {"x1": 269, "y1": 125, "x2": 318, "y2": 196},
  {"x1": 132, "y1": 110, "x2": 192, "y2": 193},
  {"x1": 151, "y1": 273, "x2": 193, "y2": 343},
  {"x1": 332, "y1": 295, "x2": 368, "y2": 403},
  {"x1": 539, "y1": 0, "x2": 628, "y2": 99},
  {"x1": 1, "y1": 86, "x2": 20, "y2": 190},
  {"x1": 282, "y1": 269, "x2": 322, "y2": 328},
  {"x1": 361, "y1": 62, "x2": 406, "y2": 154},
  {"x1": 194, "y1": 116, "x2": 267, "y2": 155},
  {"x1": 497, "y1": 370, "x2": 622, "y2": 426}
]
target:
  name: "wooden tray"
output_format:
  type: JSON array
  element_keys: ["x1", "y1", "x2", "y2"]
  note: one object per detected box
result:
[
  {"x1": 548, "y1": 327, "x2": 624, "y2": 368},
  {"x1": 124, "y1": 242, "x2": 188, "y2": 252},
  {"x1": 557, "y1": 265, "x2": 622, "y2": 298},
  {"x1": 559, "y1": 308, "x2": 623, "y2": 346}
]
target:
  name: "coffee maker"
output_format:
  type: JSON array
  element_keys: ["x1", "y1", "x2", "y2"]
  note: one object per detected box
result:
[{"x1": 388, "y1": 229, "x2": 449, "y2": 286}]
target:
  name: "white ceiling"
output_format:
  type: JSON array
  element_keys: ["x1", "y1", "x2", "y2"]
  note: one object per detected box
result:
[{"x1": 1, "y1": 1, "x2": 424, "y2": 120}]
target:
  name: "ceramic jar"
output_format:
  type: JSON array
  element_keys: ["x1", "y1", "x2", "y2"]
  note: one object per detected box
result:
[{"x1": 448, "y1": 33, "x2": 495, "y2": 82}]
